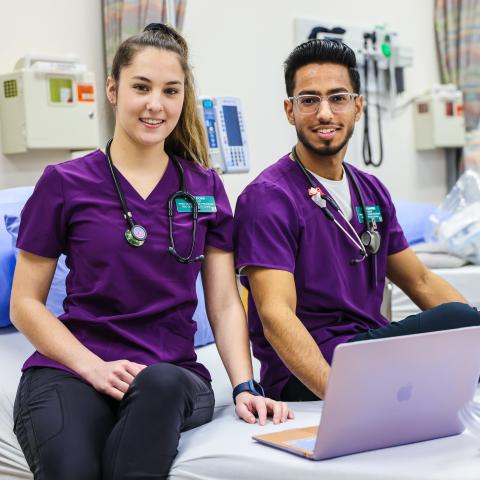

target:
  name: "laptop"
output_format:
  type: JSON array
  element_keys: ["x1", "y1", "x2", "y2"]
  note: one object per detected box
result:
[{"x1": 253, "y1": 326, "x2": 480, "y2": 460}]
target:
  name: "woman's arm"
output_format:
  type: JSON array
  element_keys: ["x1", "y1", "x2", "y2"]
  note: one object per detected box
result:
[
  {"x1": 201, "y1": 246, "x2": 293, "y2": 424},
  {"x1": 10, "y1": 250, "x2": 145, "y2": 400}
]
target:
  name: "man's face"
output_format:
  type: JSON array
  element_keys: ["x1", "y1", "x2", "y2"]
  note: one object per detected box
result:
[{"x1": 284, "y1": 62, "x2": 362, "y2": 157}]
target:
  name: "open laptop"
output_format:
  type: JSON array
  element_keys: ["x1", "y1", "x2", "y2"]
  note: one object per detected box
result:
[{"x1": 253, "y1": 326, "x2": 480, "y2": 460}]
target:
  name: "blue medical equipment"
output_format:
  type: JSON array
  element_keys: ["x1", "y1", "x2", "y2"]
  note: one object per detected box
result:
[
  {"x1": 198, "y1": 97, "x2": 250, "y2": 174},
  {"x1": 105, "y1": 139, "x2": 203, "y2": 263}
]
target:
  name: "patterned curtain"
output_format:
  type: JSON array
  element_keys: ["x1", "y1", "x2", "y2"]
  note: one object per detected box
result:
[
  {"x1": 435, "y1": 0, "x2": 480, "y2": 132},
  {"x1": 103, "y1": 0, "x2": 187, "y2": 75}
]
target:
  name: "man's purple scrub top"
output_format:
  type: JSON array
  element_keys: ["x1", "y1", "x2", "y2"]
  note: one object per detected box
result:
[
  {"x1": 234, "y1": 154, "x2": 409, "y2": 399},
  {"x1": 17, "y1": 150, "x2": 234, "y2": 383}
]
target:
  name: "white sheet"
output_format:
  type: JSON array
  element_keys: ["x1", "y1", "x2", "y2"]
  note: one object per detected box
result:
[
  {"x1": 171, "y1": 399, "x2": 480, "y2": 480},
  {"x1": 2, "y1": 331, "x2": 480, "y2": 480},
  {"x1": 392, "y1": 265, "x2": 480, "y2": 321}
]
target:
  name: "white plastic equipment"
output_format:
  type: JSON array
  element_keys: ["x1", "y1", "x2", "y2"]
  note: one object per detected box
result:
[
  {"x1": 0, "y1": 53, "x2": 99, "y2": 154},
  {"x1": 413, "y1": 84, "x2": 466, "y2": 150}
]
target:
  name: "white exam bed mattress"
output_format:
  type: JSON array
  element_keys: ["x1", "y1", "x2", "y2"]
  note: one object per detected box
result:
[
  {"x1": 392, "y1": 265, "x2": 480, "y2": 322},
  {"x1": 2, "y1": 329, "x2": 480, "y2": 480}
]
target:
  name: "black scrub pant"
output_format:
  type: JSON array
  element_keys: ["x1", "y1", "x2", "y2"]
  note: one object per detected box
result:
[
  {"x1": 281, "y1": 302, "x2": 480, "y2": 401},
  {"x1": 13, "y1": 362, "x2": 215, "y2": 479}
]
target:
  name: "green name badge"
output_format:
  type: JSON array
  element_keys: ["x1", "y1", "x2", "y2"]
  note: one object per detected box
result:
[
  {"x1": 175, "y1": 195, "x2": 217, "y2": 213},
  {"x1": 356, "y1": 205, "x2": 383, "y2": 224}
]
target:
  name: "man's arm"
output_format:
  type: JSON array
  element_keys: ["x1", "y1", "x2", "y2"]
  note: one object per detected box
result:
[
  {"x1": 386, "y1": 247, "x2": 468, "y2": 310},
  {"x1": 246, "y1": 267, "x2": 331, "y2": 399}
]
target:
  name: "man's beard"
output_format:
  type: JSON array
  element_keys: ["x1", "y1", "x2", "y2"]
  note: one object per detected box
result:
[{"x1": 296, "y1": 124, "x2": 354, "y2": 157}]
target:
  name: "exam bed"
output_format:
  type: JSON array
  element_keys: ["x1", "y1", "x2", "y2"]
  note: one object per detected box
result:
[
  {"x1": 1, "y1": 328, "x2": 480, "y2": 480},
  {"x1": 2, "y1": 191, "x2": 480, "y2": 480},
  {"x1": 391, "y1": 199, "x2": 480, "y2": 319}
]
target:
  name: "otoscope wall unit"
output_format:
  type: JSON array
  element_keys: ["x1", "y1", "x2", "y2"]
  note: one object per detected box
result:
[
  {"x1": 0, "y1": 53, "x2": 99, "y2": 155},
  {"x1": 294, "y1": 18, "x2": 413, "y2": 104}
]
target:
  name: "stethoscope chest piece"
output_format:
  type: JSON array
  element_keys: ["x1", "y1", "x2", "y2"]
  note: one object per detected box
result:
[
  {"x1": 125, "y1": 224, "x2": 148, "y2": 247},
  {"x1": 361, "y1": 229, "x2": 381, "y2": 255}
]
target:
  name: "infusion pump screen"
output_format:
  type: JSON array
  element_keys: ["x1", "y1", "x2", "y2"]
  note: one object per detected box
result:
[{"x1": 223, "y1": 106, "x2": 243, "y2": 146}]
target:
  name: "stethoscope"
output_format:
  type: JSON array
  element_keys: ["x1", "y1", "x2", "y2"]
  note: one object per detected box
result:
[
  {"x1": 291, "y1": 147, "x2": 381, "y2": 283},
  {"x1": 105, "y1": 139, "x2": 204, "y2": 264}
]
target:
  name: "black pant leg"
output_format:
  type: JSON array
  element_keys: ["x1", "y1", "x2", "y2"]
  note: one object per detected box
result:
[
  {"x1": 280, "y1": 375, "x2": 320, "y2": 402},
  {"x1": 102, "y1": 362, "x2": 215, "y2": 480},
  {"x1": 350, "y1": 302, "x2": 480, "y2": 342},
  {"x1": 13, "y1": 367, "x2": 116, "y2": 480}
]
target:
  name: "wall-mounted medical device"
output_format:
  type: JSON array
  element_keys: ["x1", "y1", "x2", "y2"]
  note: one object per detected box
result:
[
  {"x1": 0, "y1": 53, "x2": 99, "y2": 154},
  {"x1": 294, "y1": 19, "x2": 413, "y2": 168},
  {"x1": 197, "y1": 96, "x2": 250, "y2": 174},
  {"x1": 413, "y1": 85, "x2": 466, "y2": 150},
  {"x1": 294, "y1": 19, "x2": 413, "y2": 100}
]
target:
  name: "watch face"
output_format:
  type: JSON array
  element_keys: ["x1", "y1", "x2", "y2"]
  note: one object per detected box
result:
[{"x1": 233, "y1": 379, "x2": 265, "y2": 403}]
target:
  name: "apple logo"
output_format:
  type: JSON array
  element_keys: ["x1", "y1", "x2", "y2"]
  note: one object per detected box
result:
[{"x1": 397, "y1": 382, "x2": 413, "y2": 402}]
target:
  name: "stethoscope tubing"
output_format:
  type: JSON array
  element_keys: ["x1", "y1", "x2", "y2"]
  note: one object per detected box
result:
[
  {"x1": 105, "y1": 139, "x2": 202, "y2": 263},
  {"x1": 291, "y1": 146, "x2": 372, "y2": 262}
]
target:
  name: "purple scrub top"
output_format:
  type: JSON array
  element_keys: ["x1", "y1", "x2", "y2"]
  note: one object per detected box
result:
[
  {"x1": 17, "y1": 150, "x2": 234, "y2": 383},
  {"x1": 234, "y1": 154, "x2": 408, "y2": 399}
]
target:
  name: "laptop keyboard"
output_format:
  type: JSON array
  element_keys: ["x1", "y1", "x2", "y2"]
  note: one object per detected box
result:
[{"x1": 286, "y1": 436, "x2": 316, "y2": 451}]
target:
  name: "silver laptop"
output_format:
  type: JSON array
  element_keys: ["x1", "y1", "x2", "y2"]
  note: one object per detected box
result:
[{"x1": 253, "y1": 326, "x2": 480, "y2": 460}]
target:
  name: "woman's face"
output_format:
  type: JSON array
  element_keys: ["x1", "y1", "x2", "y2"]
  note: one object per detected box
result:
[{"x1": 107, "y1": 47, "x2": 185, "y2": 148}]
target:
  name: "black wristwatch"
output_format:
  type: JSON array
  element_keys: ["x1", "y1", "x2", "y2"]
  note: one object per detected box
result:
[{"x1": 232, "y1": 379, "x2": 265, "y2": 404}]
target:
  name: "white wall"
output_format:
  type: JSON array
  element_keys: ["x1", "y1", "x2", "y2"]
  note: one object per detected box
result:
[
  {"x1": 0, "y1": 0, "x2": 111, "y2": 188},
  {"x1": 0, "y1": 0, "x2": 447, "y2": 206}
]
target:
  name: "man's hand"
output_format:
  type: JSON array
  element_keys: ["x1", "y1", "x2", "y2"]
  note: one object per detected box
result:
[
  {"x1": 83, "y1": 359, "x2": 147, "y2": 400},
  {"x1": 235, "y1": 392, "x2": 294, "y2": 425}
]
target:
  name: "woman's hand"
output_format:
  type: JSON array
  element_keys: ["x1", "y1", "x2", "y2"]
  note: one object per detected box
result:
[
  {"x1": 83, "y1": 359, "x2": 147, "y2": 400},
  {"x1": 235, "y1": 392, "x2": 294, "y2": 425}
]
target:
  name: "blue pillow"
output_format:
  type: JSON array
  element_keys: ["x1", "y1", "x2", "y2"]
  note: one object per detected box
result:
[
  {"x1": 5, "y1": 213, "x2": 68, "y2": 318},
  {"x1": 3, "y1": 207, "x2": 214, "y2": 346},
  {"x1": 393, "y1": 199, "x2": 436, "y2": 245},
  {"x1": 0, "y1": 187, "x2": 34, "y2": 327},
  {"x1": 193, "y1": 274, "x2": 214, "y2": 347}
]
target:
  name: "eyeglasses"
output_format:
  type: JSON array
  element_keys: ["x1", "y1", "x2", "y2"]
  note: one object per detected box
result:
[{"x1": 288, "y1": 93, "x2": 359, "y2": 114}]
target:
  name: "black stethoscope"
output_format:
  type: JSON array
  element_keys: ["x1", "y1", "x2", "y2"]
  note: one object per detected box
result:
[
  {"x1": 291, "y1": 147, "x2": 381, "y2": 282},
  {"x1": 105, "y1": 139, "x2": 204, "y2": 264}
]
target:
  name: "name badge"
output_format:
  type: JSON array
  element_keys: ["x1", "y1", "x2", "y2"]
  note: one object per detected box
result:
[
  {"x1": 356, "y1": 205, "x2": 383, "y2": 224},
  {"x1": 175, "y1": 195, "x2": 217, "y2": 213}
]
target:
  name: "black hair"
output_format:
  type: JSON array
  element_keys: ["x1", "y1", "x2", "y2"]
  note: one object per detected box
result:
[{"x1": 284, "y1": 39, "x2": 360, "y2": 96}]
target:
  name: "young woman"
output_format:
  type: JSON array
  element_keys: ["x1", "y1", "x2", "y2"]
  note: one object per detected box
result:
[{"x1": 11, "y1": 24, "x2": 292, "y2": 480}]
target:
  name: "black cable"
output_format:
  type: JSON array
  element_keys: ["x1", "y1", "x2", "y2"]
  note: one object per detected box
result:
[
  {"x1": 362, "y1": 33, "x2": 384, "y2": 168},
  {"x1": 106, "y1": 138, "x2": 135, "y2": 230}
]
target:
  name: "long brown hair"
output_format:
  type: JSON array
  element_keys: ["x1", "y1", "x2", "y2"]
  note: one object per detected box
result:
[{"x1": 110, "y1": 24, "x2": 210, "y2": 168}]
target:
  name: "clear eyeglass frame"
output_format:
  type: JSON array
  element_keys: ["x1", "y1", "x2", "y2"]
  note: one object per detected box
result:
[{"x1": 288, "y1": 93, "x2": 359, "y2": 114}]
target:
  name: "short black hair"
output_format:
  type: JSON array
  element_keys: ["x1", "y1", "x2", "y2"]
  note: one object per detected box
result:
[{"x1": 284, "y1": 39, "x2": 360, "y2": 96}]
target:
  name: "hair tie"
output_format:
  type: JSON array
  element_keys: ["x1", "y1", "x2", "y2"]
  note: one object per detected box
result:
[
  {"x1": 143, "y1": 23, "x2": 188, "y2": 55},
  {"x1": 144, "y1": 23, "x2": 170, "y2": 33}
]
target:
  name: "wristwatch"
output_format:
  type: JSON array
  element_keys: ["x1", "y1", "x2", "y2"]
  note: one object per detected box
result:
[{"x1": 232, "y1": 379, "x2": 265, "y2": 404}]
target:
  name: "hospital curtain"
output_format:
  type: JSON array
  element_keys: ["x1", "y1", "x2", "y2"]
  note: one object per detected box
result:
[
  {"x1": 102, "y1": 0, "x2": 187, "y2": 75},
  {"x1": 434, "y1": 0, "x2": 480, "y2": 132}
]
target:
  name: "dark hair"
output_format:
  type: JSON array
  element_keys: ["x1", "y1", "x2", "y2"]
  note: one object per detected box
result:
[
  {"x1": 110, "y1": 24, "x2": 209, "y2": 167},
  {"x1": 284, "y1": 39, "x2": 360, "y2": 96}
]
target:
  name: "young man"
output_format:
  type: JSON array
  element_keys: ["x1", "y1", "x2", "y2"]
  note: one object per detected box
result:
[{"x1": 234, "y1": 39, "x2": 479, "y2": 401}]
